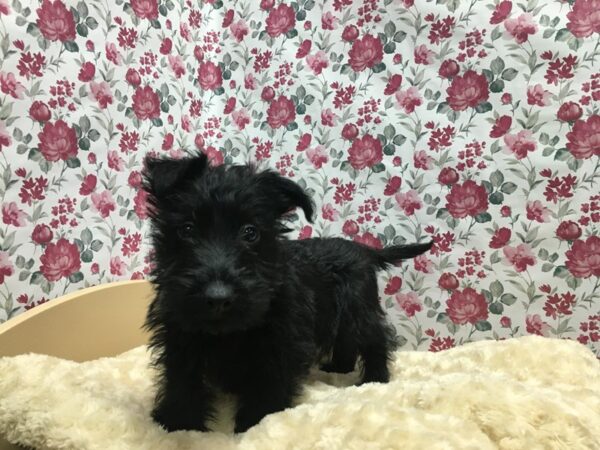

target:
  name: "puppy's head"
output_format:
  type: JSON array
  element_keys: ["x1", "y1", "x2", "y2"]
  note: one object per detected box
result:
[{"x1": 143, "y1": 153, "x2": 313, "y2": 335}]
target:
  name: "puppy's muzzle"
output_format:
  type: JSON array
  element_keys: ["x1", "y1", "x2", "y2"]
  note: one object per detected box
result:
[{"x1": 204, "y1": 280, "x2": 234, "y2": 314}]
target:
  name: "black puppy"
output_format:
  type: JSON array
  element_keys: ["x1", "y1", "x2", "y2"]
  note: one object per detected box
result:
[{"x1": 143, "y1": 153, "x2": 432, "y2": 433}]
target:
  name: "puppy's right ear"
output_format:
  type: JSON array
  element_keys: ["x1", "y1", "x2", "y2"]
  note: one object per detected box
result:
[{"x1": 143, "y1": 153, "x2": 208, "y2": 201}]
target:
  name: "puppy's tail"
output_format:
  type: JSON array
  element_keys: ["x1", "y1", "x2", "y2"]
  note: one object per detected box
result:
[{"x1": 367, "y1": 241, "x2": 433, "y2": 269}]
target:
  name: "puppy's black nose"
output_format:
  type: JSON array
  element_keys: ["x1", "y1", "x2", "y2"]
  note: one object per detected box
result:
[{"x1": 204, "y1": 281, "x2": 234, "y2": 313}]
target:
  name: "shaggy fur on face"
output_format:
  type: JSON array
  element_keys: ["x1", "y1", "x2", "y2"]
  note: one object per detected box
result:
[{"x1": 143, "y1": 153, "x2": 432, "y2": 433}]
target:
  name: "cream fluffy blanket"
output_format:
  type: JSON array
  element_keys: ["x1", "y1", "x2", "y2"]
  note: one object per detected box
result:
[{"x1": 0, "y1": 336, "x2": 599, "y2": 450}]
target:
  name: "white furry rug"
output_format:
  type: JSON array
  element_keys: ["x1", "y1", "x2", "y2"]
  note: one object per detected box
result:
[{"x1": 0, "y1": 336, "x2": 599, "y2": 449}]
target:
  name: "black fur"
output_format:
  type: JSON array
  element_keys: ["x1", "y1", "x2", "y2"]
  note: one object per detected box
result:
[{"x1": 143, "y1": 153, "x2": 433, "y2": 433}]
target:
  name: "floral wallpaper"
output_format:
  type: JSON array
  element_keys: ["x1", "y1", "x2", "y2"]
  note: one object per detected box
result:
[{"x1": 0, "y1": 0, "x2": 599, "y2": 357}]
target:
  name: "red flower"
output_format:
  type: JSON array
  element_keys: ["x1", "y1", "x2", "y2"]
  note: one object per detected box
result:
[
  {"x1": 438, "y1": 272, "x2": 459, "y2": 290},
  {"x1": 526, "y1": 200, "x2": 550, "y2": 223},
  {"x1": 78, "y1": 62, "x2": 95, "y2": 82},
  {"x1": 162, "y1": 133, "x2": 174, "y2": 150},
  {"x1": 36, "y1": 0, "x2": 76, "y2": 42},
  {"x1": 203, "y1": 146, "x2": 224, "y2": 167},
  {"x1": 341, "y1": 123, "x2": 358, "y2": 141},
  {"x1": 353, "y1": 232, "x2": 383, "y2": 249},
  {"x1": 265, "y1": 3, "x2": 295, "y2": 37},
  {"x1": 566, "y1": 115, "x2": 600, "y2": 159},
  {"x1": 307, "y1": 145, "x2": 328, "y2": 169},
  {"x1": 438, "y1": 59, "x2": 459, "y2": 79},
  {"x1": 348, "y1": 134, "x2": 383, "y2": 170},
  {"x1": 566, "y1": 236, "x2": 600, "y2": 278},
  {"x1": 79, "y1": 174, "x2": 97, "y2": 195},
  {"x1": 504, "y1": 130, "x2": 536, "y2": 160},
  {"x1": 526, "y1": 314, "x2": 549, "y2": 336},
  {"x1": 429, "y1": 337, "x2": 455, "y2": 352},
  {"x1": 384, "y1": 74, "x2": 402, "y2": 95},
  {"x1": 501, "y1": 93, "x2": 512, "y2": 104},
  {"x1": 125, "y1": 68, "x2": 141, "y2": 87},
  {"x1": 2, "y1": 202, "x2": 26, "y2": 227},
  {"x1": 159, "y1": 38, "x2": 172, "y2": 55},
  {"x1": 348, "y1": 34, "x2": 383, "y2": 72},
  {"x1": 38, "y1": 120, "x2": 78, "y2": 162},
  {"x1": 1, "y1": 0, "x2": 11, "y2": 15},
  {"x1": 91, "y1": 190, "x2": 116, "y2": 218},
  {"x1": 396, "y1": 292, "x2": 422, "y2": 317},
  {"x1": 504, "y1": 13, "x2": 537, "y2": 44},
  {"x1": 490, "y1": 0, "x2": 512, "y2": 24},
  {"x1": 445, "y1": 180, "x2": 488, "y2": 218},
  {"x1": 194, "y1": 46, "x2": 204, "y2": 61},
  {"x1": 490, "y1": 115, "x2": 512, "y2": 138},
  {"x1": 0, "y1": 252, "x2": 14, "y2": 284},
  {"x1": 566, "y1": 0, "x2": 600, "y2": 38},
  {"x1": 298, "y1": 225, "x2": 312, "y2": 239},
  {"x1": 500, "y1": 316, "x2": 512, "y2": 328},
  {"x1": 296, "y1": 39, "x2": 312, "y2": 58},
  {"x1": 32, "y1": 224, "x2": 53, "y2": 245},
  {"x1": 261, "y1": 86, "x2": 275, "y2": 102},
  {"x1": 260, "y1": 0, "x2": 274, "y2": 9},
  {"x1": 414, "y1": 44, "x2": 434, "y2": 65},
  {"x1": 128, "y1": 171, "x2": 143, "y2": 188},
  {"x1": 130, "y1": 0, "x2": 158, "y2": 20},
  {"x1": 296, "y1": 133, "x2": 311, "y2": 151},
  {"x1": 446, "y1": 70, "x2": 489, "y2": 111},
  {"x1": 29, "y1": 101, "x2": 51, "y2": 122},
  {"x1": 500, "y1": 205, "x2": 511, "y2": 217},
  {"x1": 224, "y1": 97, "x2": 236, "y2": 114},
  {"x1": 438, "y1": 167, "x2": 459, "y2": 185},
  {"x1": 194, "y1": 134, "x2": 205, "y2": 150},
  {"x1": 133, "y1": 189, "x2": 149, "y2": 219},
  {"x1": 342, "y1": 219, "x2": 359, "y2": 237},
  {"x1": 557, "y1": 102, "x2": 583, "y2": 122},
  {"x1": 266, "y1": 95, "x2": 296, "y2": 129},
  {"x1": 90, "y1": 81, "x2": 113, "y2": 109},
  {"x1": 503, "y1": 244, "x2": 536, "y2": 272},
  {"x1": 446, "y1": 287, "x2": 488, "y2": 325},
  {"x1": 556, "y1": 221, "x2": 582, "y2": 241},
  {"x1": 342, "y1": 25, "x2": 359, "y2": 42},
  {"x1": 198, "y1": 61, "x2": 223, "y2": 91},
  {"x1": 384, "y1": 276, "x2": 402, "y2": 295},
  {"x1": 395, "y1": 190, "x2": 422, "y2": 215},
  {"x1": 489, "y1": 227, "x2": 511, "y2": 248},
  {"x1": 39, "y1": 238, "x2": 81, "y2": 281},
  {"x1": 132, "y1": 86, "x2": 160, "y2": 120},
  {"x1": 222, "y1": 9, "x2": 234, "y2": 28},
  {"x1": 384, "y1": 176, "x2": 402, "y2": 195}
]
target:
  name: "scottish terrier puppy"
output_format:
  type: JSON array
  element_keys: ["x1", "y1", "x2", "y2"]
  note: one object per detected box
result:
[{"x1": 143, "y1": 153, "x2": 432, "y2": 433}]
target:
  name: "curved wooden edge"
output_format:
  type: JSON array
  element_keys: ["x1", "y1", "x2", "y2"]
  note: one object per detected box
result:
[{"x1": 0, "y1": 280, "x2": 154, "y2": 361}]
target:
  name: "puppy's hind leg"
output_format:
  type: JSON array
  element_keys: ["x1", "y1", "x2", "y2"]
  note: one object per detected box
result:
[{"x1": 320, "y1": 313, "x2": 358, "y2": 374}]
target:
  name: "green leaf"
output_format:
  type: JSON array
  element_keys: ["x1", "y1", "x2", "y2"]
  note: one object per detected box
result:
[
  {"x1": 436, "y1": 208, "x2": 449, "y2": 219},
  {"x1": 90, "y1": 240, "x2": 103, "y2": 252},
  {"x1": 64, "y1": 41, "x2": 79, "y2": 52},
  {"x1": 490, "y1": 280, "x2": 504, "y2": 298},
  {"x1": 286, "y1": 29, "x2": 298, "y2": 39},
  {"x1": 383, "y1": 124, "x2": 396, "y2": 141},
  {"x1": 151, "y1": 118, "x2": 163, "y2": 127},
  {"x1": 490, "y1": 57, "x2": 505, "y2": 75},
  {"x1": 296, "y1": 9, "x2": 306, "y2": 21},
  {"x1": 393, "y1": 134, "x2": 406, "y2": 146},
  {"x1": 553, "y1": 266, "x2": 569, "y2": 278},
  {"x1": 393, "y1": 31, "x2": 407, "y2": 43},
  {"x1": 490, "y1": 170, "x2": 504, "y2": 187},
  {"x1": 501, "y1": 68, "x2": 518, "y2": 81},
  {"x1": 371, "y1": 62, "x2": 386, "y2": 73},
  {"x1": 69, "y1": 272, "x2": 84, "y2": 283},
  {"x1": 488, "y1": 191, "x2": 504, "y2": 205},
  {"x1": 555, "y1": 28, "x2": 571, "y2": 42},
  {"x1": 78, "y1": 137, "x2": 90, "y2": 150},
  {"x1": 383, "y1": 144, "x2": 395, "y2": 155},
  {"x1": 474, "y1": 212, "x2": 492, "y2": 223},
  {"x1": 475, "y1": 320, "x2": 492, "y2": 332},
  {"x1": 500, "y1": 182, "x2": 517, "y2": 194},
  {"x1": 303, "y1": 95, "x2": 315, "y2": 105},
  {"x1": 66, "y1": 157, "x2": 80, "y2": 168},
  {"x1": 81, "y1": 250, "x2": 93, "y2": 263},
  {"x1": 77, "y1": 0, "x2": 89, "y2": 17},
  {"x1": 500, "y1": 293, "x2": 517, "y2": 305},
  {"x1": 285, "y1": 122, "x2": 298, "y2": 131},
  {"x1": 30, "y1": 271, "x2": 43, "y2": 285},
  {"x1": 88, "y1": 129, "x2": 100, "y2": 141},
  {"x1": 295, "y1": 103, "x2": 306, "y2": 115},
  {"x1": 384, "y1": 21, "x2": 396, "y2": 37},
  {"x1": 86, "y1": 17, "x2": 99, "y2": 29},
  {"x1": 475, "y1": 102, "x2": 493, "y2": 114},
  {"x1": 79, "y1": 116, "x2": 91, "y2": 133},
  {"x1": 489, "y1": 79, "x2": 505, "y2": 93},
  {"x1": 81, "y1": 228, "x2": 93, "y2": 245},
  {"x1": 371, "y1": 163, "x2": 385, "y2": 173},
  {"x1": 554, "y1": 148, "x2": 570, "y2": 161},
  {"x1": 489, "y1": 302, "x2": 504, "y2": 315},
  {"x1": 296, "y1": 85, "x2": 306, "y2": 100}
]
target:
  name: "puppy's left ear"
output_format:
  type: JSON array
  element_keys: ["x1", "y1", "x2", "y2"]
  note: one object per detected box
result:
[
  {"x1": 143, "y1": 153, "x2": 208, "y2": 201},
  {"x1": 255, "y1": 171, "x2": 314, "y2": 222}
]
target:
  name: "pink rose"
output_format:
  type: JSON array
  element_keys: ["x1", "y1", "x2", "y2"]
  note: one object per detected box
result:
[
  {"x1": 31, "y1": 224, "x2": 53, "y2": 245},
  {"x1": 321, "y1": 203, "x2": 339, "y2": 221},
  {"x1": 128, "y1": 171, "x2": 143, "y2": 189},
  {"x1": 29, "y1": 101, "x2": 51, "y2": 122},
  {"x1": 565, "y1": 236, "x2": 600, "y2": 278},
  {"x1": 78, "y1": 62, "x2": 95, "y2": 82},
  {"x1": 384, "y1": 176, "x2": 402, "y2": 195},
  {"x1": 0, "y1": 251, "x2": 14, "y2": 284},
  {"x1": 354, "y1": 232, "x2": 383, "y2": 249},
  {"x1": 134, "y1": 189, "x2": 149, "y2": 219},
  {"x1": 105, "y1": 43, "x2": 122, "y2": 65},
  {"x1": 413, "y1": 149, "x2": 433, "y2": 169},
  {"x1": 321, "y1": 11, "x2": 336, "y2": 30},
  {"x1": 298, "y1": 225, "x2": 312, "y2": 239},
  {"x1": 566, "y1": 115, "x2": 600, "y2": 159},
  {"x1": 348, "y1": 34, "x2": 383, "y2": 72},
  {"x1": 490, "y1": 115, "x2": 512, "y2": 138},
  {"x1": 107, "y1": 150, "x2": 124, "y2": 171},
  {"x1": 438, "y1": 272, "x2": 459, "y2": 291},
  {"x1": 230, "y1": 20, "x2": 249, "y2": 42},
  {"x1": 566, "y1": 0, "x2": 600, "y2": 38},
  {"x1": 527, "y1": 84, "x2": 551, "y2": 106},
  {"x1": 90, "y1": 81, "x2": 113, "y2": 109},
  {"x1": 198, "y1": 61, "x2": 223, "y2": 91},
  {"x1": 395, "y1": 190, "x2": 422, "y2": 215},
  {"x1": 266, "y1": 95, "x2": 296, "y2": 129},
  {"x1": 414, "y1": 44, "x2": 434, "y2": 65},
  {"x1": 414, "y1": 254, "x2": 433, "y2": 273},
  {"x1": 384, "y1": 276, "x2": 402, "y2": 295},
  {"x1": 130, "y1": 0, "x2": 158, "y2": 20},
  {"x1": 265, "y1": 3, "x2": 295, "y2": 37},
  {"x1": 438, "y1": 167, "x2": 459, "y2": 185},
  {"x1": 557, "y1": 102, "x2": 583, "y2": 122},
  {"x1": 110, "y1": 256, "x2": 127, "y2": 276},
  {"x1": 244, "y1": 73, "x2": 257, "y2": 90},
  {"x1": 39, "y1": 238, "x2": 81, "y2": 281},
  {"x1": 132, "y1": 86, "x2": 160, "y2": 120},
  {"x1": 489, "y1": 227, "x2": 511, "y2": 248},
  {"x1": 396, "y1": 292, "x2": 422, "y2": 317},
  {"x1": 504, "y1": 13, "x2": 537, "y2": 43},
  {"x1": 526, "y1": 314, "x2": 550, "y2": 336},
  {"x1": 446, "y1": 70, "x2": 489, "y2": 111},
  {"x1": 321, "y1": 108, "x2": 336, "y2": 127},
  {"x1": 384, "y1": 74, "x2": 402, "y2": 95},
  {"x1": 490, "y1": 0, "x2": 512, "y2": 24},
  {"x1": 342, "y1": 25, "x2": 359, "y2": 42},
  {"x1": 126, "y1": 68, "x2": 141, "y2": 87},
  {"x1": 306, "y1": 50, "x2": 329, "y2": 75},
  {"x1": 159, "y1": 38, "x2": 172, "y2": 55},
  {"x1": 91, "y1": 190, "x2": 116, "y2": 218},
  {"x1": 232, "y1": 108, "x2": 251, "y2": 130},
  {"x1": 306, "y1": 145, "x2": 328, "y2": 169},
  {"x1": 504, "y1": 130, "x2": 536, "y2": 159},
  {"x1": 79, "y1": 174, "x2": 97, "y2": 195},
  {"x1": 342, "y1": 220, "x2": 359, "y2": 236},
  {"x1": 395, "y1": 86, "x2": 422, "y2": 113},
  {"x1": 341, "y1": 123, "x2": 359, "y2": 140},
  {"x1": 348, "y1": 134, "x2": 383, "y2": 169},
  {"x1": 526, "y1": 200, "x2": 550, "y2": 223},
  {"x1": 556, "y1": 220, "x2": 582, "y2": 241},
  {"x1": 203, "y1": 146, "x2": 224, "y2": 167},
  {"x1": 36, "y1": 0, "x2": 76, "y2": 42},
  {"x1": 0, "y1": 71, "x2": 25, "y2": 99},
  {"x1": 168, "y1": 55, "x2": 185, "y2": 78},
  {"x1": 438, "y1": 59, "x2": 459, "y2": 79},
  {"x1": 261, "y1": 86, "x2": 275, "y2": 102},
  {"x1": 38, "y1": 120, "x2": 78, "y2": 162},
  {"x1": 503, "y1": 243, "x2": 536, "y2": 272},
  {"x1": 2, "y1": 202, "x2": 27, "y2": 227},
  {"x1": 446, "y1": 287, "x2": 488, "y2": 325},
  {"x1": 0, "y1": 0, "x2": 11, "y2": 15},
  {"x1": 445, "y1": 180, "x2": 489, "y2": 218}
]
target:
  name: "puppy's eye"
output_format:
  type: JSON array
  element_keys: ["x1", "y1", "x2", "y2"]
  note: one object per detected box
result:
[
  {"x1": 179, "y1": 223, "x2": 194, "y2": 239},
  {"x1": 241, "y1": 224, "x2": 259, "y2": 243}
]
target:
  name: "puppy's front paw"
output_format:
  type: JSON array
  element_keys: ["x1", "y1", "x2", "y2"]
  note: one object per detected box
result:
[{"x1": 152, "y1": 407, "x2": 209, "y2": 433}]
